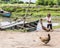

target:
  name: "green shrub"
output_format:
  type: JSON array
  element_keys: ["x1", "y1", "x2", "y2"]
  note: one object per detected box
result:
[
  {"x1": 2, "y1": 6, "x2": 16, "y2": 12},
  {"x1": 16, "y1": 8, "x2": 22, "y2": 12}
]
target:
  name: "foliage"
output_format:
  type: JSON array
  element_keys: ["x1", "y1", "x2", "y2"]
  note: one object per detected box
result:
[
  {"x1": 36, "y1": 0, "x2": 60, "y2": 6},
  {"x1": 25, "y1": 2, "x2": 34, "y2": 4},
  {"x1": 18, "y1": 1, "x2": 24, "y2": 4},
  {"x1": 0, "y1": 0, "x2": 24, "y2": 4},
  {"x1": 36, "y1": 0, "x2": 44, "y2": 5},
  {"x1": 2, "y1": 6, "x2": 16, "y2": 12},
  {"x1": 1, "y1": 4, "x2": 60, "y2": 18}
]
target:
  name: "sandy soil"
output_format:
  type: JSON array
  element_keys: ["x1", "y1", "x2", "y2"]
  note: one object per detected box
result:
[{"x1": 0, "y1": 29, "x2": 60, "y2": 48}]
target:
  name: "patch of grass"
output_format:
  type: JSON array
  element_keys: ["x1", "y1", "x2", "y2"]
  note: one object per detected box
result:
[{"x1": 53, "y1": 25, "x2": 60, "y2": 29}]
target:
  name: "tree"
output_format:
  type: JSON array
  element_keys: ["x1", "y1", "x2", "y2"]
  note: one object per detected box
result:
[
  {"x1": 2, "y1": 0, "x2": 10, "y2": 1},
  {"x1": 36, "y1": 0, "x2": 44, "y2": 5},
  {"x1": 44, "y1": 0, "x2": 48, "y2": 5},
  {"x1": 18, "y1": 1, "x2": 24, "y2": 4},
  {"x1": 2, "y1": 0, "x2": 10, "y2": 3},
  {"x1": 36, "y1": 0, "x2": 59, "y2": 6},
  {"x1": 57, "y1": 0, "x2": 60, "y2": 5},
  {"x1": 53, "y1": 0, "x2": 58, "y2": 5}
]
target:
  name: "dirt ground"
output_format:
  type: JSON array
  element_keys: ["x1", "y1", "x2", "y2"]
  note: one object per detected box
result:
[{"x1": 0, "y1": 29, "x2": 60, "y2": 48}]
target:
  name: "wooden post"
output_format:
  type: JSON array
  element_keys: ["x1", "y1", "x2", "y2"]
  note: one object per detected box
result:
[{"x1": 23, "y1": 0, "x2": 31, "y2": 32}]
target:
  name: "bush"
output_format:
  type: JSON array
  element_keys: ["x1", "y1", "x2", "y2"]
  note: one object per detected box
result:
[
  {"x1": 2, "y1": 6, "x2": 16, "y2": 12},
  {"x1": 11, "y1": 1, "x2": 17, "y2": 4},
  {"x1": 18, "y1": 1, "x2": 24, "y2": 4},
  {"x1": 16, "y1": 8, "x2": 26, "y2": 12},
  {"x1": 16, "y1": 8, "x2": 23, "y2": 12}
]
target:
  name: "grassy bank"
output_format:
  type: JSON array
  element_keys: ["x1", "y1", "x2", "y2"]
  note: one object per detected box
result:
[{"x1": 0, "y1": 4, "x2": 60, "y2": 17}]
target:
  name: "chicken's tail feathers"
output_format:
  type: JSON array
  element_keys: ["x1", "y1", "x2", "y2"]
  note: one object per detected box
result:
[
  {"x1": 48, "y1": 34, "x2": 51, "y2": 40},
  {"x1": 48, "y1": 34, "x2": 50, "y2": 36}
]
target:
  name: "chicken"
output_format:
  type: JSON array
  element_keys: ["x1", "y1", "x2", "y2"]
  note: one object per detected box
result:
[
  {"x1": 40, "y1": 34, "x2": 51, "y2": 44},
  {"x1": 40, "y1": 19, "x2": 50, "y2": 32}
]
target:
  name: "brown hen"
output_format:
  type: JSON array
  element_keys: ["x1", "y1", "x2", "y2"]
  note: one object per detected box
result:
[
  {"x1": 40, "y1": 19, "x2": 50, "y2": 32},
  {"x1": 40, "y1": 34, "x2": 51, "y2": 44}
]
